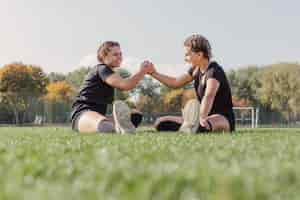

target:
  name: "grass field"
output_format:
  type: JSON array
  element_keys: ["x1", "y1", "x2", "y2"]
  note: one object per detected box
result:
[{"x1": 0, "y1": 127, "x2": 299, "y2": 200}]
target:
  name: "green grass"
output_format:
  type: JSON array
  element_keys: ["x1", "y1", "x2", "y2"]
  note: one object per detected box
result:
[{"x1": 0, "y1": 127, "x2": 300, "y2": 200}]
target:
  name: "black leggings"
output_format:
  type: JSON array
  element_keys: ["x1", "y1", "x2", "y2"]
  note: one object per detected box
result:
[
  {"x1": 156, "y1": 121, "x2": 181, "y2": 131},
  {"x1": 156, "y1": 121, "x2": 210, "y2": 133},
  {"x1": 156, "y1": 114, "x2": 235, "y2": 133}
]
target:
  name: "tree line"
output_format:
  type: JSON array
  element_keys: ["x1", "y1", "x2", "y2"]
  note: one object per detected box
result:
[{"x1": 0, "y1": 62, "x2": 299, "y2": 125}]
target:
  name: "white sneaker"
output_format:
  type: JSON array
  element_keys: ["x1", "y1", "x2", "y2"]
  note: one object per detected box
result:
[
  {"x1": 113, "y1": 100, "x2": 135, "y2": 134},
  {"x1": 179, "y1": 99, "x2": 200, "y2": 133}
]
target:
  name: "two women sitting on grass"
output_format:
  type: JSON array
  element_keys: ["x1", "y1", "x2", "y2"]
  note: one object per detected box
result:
[{"x1": 70, "y1": 34, "x2": 235, "y2": 134}]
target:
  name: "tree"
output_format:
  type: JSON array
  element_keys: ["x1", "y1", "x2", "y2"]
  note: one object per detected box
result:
[
  {"x1": 132, "y1": 77, "x2": 161, "y2": 98},
  {"x1": 232, "y1": 96, "x2": 250, "y2": 107},
  {"x1": 133, "y1": 77, "x2": 162, "y2": 113},
  {"x1": 48, "y1": 72, "x2": 66, "y2": 83},
  {"x1": 259, "y1": 63, "x2": 300, "y2": 122},
  {"x1": 0, "y1": 101, "x2": 14, "y2": 123},
  {"x1": 181, "y1": 88, "x2": 196, "y2": 108},
  {"x1": 227, "y1": 66, "x2": 261, "y2": 106},
  {"x1": 44, "y1": 81, "x2": 75, "y2": 123},
  {"x1": 66, "y1": 67, "x2": 90, "y2": 89},
  {"x1": 163, "y1": 89, "x2": 184, "y2": 112},
  {"x1": 0, "y1": 63, "x2": 48, "y2": 124},
  {"x1": 44, "y1": 81, "x2": 75, "y2": 103},
  {"x1": 135, "y1": 94, "x2": 162, "y2": 114}
]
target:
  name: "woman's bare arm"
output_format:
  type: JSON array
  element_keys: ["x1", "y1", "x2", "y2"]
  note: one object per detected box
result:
[
  {"x1": 105, "y1": 61, "x2": 153, "y2": 91},
  {"x1": 151, "y1": 71, "x2": 193, "y2": 88},
  {"x1": 199, "y1": 78, "x2": 220, "y2": 118}
]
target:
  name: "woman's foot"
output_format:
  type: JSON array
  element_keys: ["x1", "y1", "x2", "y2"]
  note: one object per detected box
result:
[
  {"x1": 113, "y1": 100, "x2": 136, "y2": 134},
  {"x1": 179, "y1": 99, "x2": 200, "y2": 133}
]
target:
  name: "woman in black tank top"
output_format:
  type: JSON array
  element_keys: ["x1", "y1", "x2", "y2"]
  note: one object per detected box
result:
[
  {"x1": 148, "y1": 34, "x2": 235, "y2": 133},
  {"x1": 71, "y1": 41, "x2": 154, "y2": 134}
]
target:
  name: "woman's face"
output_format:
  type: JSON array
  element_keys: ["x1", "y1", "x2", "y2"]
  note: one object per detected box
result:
[
  {"x1": 103, "y1": 46, "x2": 123, "y2": 68},
  {"x1": 184, "y1": 46, "x2": 203, "y2": 66}
]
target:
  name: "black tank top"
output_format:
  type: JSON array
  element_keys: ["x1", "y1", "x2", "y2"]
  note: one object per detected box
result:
[
  {"x1": 188, "y1": 61, "x2": 234, "y2": 118},
  {"x1": 73, "y1": 64, "x2": 115, "y2": 105}
]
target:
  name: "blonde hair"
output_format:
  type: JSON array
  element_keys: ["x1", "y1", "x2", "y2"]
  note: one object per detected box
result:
[
  {"x1": 184, "y1": 34, "x2": 212, "y2": 60},
  {"x1": 97, "y1": 41, "x2": 120, "y2": 63}
]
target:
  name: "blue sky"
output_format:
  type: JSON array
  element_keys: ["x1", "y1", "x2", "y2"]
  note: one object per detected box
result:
[{"x1": 0, "y1": 0, "x2": 299, "y2": 75}]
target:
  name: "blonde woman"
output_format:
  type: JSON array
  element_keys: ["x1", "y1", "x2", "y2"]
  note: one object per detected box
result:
[{"x1": 149, "y1": 34, "x2": 235, "y2": 133}]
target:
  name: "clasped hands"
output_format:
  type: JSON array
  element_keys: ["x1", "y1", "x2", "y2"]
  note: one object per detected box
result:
[{"x1": 140, "y1": 60, "x2": 156, "y2": 75}]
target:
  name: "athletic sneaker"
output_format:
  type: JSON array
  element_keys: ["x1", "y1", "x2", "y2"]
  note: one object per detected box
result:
[
  {"x1": 113, "y1": 100, "x2": 136, "y2": 134},
  {"x1": 179, "y1": 99, "x2": 200, "y2": 133}
]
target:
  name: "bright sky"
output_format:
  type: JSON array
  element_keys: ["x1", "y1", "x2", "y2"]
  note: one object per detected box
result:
[{"x1": 0, "y1": 0, "x2": 299, "y2": 75}]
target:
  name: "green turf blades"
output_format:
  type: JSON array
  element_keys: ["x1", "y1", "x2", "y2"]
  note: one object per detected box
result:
[{"x1": 0, "y1": 127, "x2": 299, "y2": 200}]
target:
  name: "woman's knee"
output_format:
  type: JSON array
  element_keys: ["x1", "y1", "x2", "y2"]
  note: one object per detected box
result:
[
  {"x1": 206, "y1": 114, "x2": 230, "y2": 132},
  {"x1": 154, "y1": 116, "x2": 173, "y2": 128},
  {"x1": 77, "y1": 111, "x2": 107, "y2": 133}
]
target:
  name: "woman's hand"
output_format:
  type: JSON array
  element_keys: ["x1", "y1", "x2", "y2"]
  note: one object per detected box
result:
[
  {"x1": 199, "y1": 117, "x2": 209, "y2": 129},
  {"x1": 140, "y1": 60, "x2": 156, "y2": 75}
]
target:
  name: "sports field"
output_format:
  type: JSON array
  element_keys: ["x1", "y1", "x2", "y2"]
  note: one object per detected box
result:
[{"x1": 0, "y1": 127, "x2": 299, "y2": 200}]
